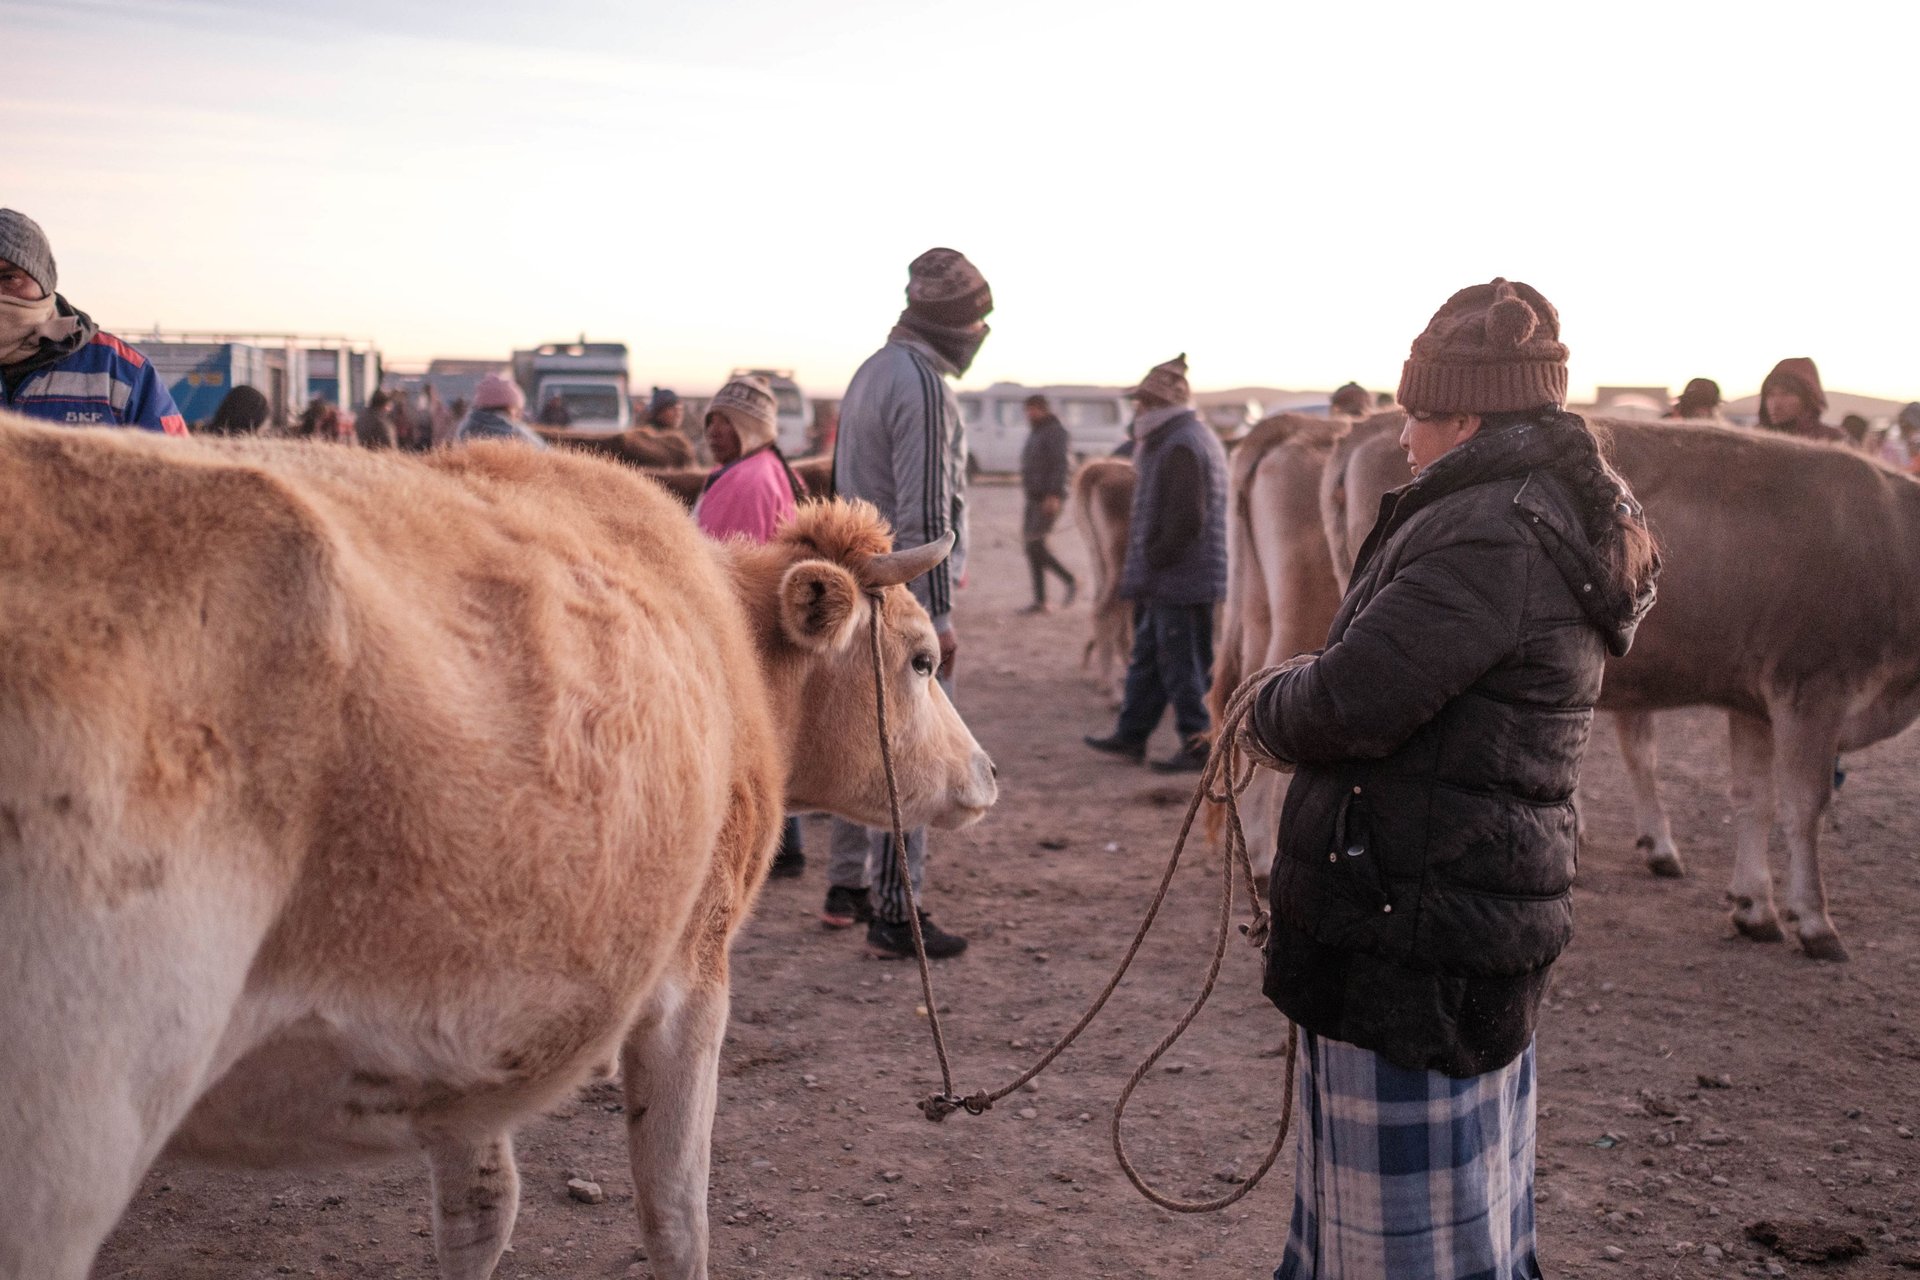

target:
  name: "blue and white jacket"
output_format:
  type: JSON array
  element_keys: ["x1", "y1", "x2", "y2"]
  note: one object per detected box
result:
[{"x1": 0, "y1": 300, "x2": 186, "y2": 435}]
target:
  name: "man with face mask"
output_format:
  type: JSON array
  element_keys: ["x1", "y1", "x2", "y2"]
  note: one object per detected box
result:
[
  {"x1": 0, "y1": 209, "x2": 185, "y2": 435},
  {"x1": 822, "y1": 247, "x2": 990, "y2": 960}
]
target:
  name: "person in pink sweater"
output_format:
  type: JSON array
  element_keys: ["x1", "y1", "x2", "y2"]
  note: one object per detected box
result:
[
  {"x1": 695, "y1": 373, "x2": 811, "y2": 876},
  {"x1": 694, "y1": 373, "x2": 806, "y2": 543}
]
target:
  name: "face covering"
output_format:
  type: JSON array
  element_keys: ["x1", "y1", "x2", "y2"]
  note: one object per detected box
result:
[
  {"x1": 892, "y1": 312, "x2": 990, "y2": 377},
  {"x1": 0, "y1": 292, "x2": 78, "y2": 365}
]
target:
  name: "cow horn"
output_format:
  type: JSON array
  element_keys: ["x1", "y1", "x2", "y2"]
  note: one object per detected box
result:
[{"x1": 861, "y1": 531, "x2": 956, "y2": 588}]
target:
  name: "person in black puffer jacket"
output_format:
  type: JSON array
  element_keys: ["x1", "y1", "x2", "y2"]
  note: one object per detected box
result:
[{"x1": 1250, "y1": 279, "x2": 1658, "y2": 1280}]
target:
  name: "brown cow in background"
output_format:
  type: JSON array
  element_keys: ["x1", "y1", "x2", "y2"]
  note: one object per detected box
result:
[
  {"x1": 1070, "y1": 457, "x2": 1136, "y2": 705},
  {"x1": 1331, "y1": 416, "x2": 1920, "y2": 960},
  {"x1": 538, "y1": 424, "x2": 698, "y2": 468}
]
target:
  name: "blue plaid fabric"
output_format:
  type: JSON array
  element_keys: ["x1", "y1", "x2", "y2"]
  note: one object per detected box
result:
[{"x1": 1275, "y1": 1031, "x2": 1542, "y2": 1280}]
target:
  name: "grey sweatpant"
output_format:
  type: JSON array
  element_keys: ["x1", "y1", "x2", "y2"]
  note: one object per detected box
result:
[
  {"x1": 828, "y1": 670, "x2": 950, "y2": 924},
  {"x1": 827, "y1": 818, "x2": 926, "y2": 926}
]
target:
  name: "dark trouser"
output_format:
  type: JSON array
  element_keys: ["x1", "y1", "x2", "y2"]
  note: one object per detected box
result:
[
  {"x1": 1113, "y1": 602, "x2": 1215, "y2": 745},
  {"x1": 1022, "y1": 499, "x2": 1075, "y2": 605},
  {"x1": 826, "y1": 671, "x2": 953, "y2": 924},
  {"x1": 780, "y1": 815, "x2": 803, "y2": 858}
]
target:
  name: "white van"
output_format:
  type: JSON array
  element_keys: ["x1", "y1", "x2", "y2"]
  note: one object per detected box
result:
[
  {"x1": 730, "y1": 368, "x2": 814, "y2": 455},
  {"x1": 958, "y1": 383, "x2": 1132, "y2": 475}
]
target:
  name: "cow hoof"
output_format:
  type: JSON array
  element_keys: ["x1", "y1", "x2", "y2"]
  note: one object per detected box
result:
[
  {"x1": 1799, "y1": 933, "x2": 1850, "y2": 963},
  {"x1": 1730, "y1": 913, "x2": 1786, "y2": 943},
  {"x1": 1645, "y1": 851, "x2": 1685, "y2": 879}
]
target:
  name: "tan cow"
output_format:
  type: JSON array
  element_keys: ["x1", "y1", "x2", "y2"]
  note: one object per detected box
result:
[
  {"x1": 1317, "y1": 409, "x2": 1409, "y2": 592},
  {"x1": 1070, "y1": 456, "x2": 1136, "y2": 704},
  {"x1": 1331, "y1": 415, "x2": 1920, "y2": 960},
  {"x1": 1206, "y1": 415, "x2": 1348, "y2": 878},
  {"x1": 538, "y1": 423, "x2": 699, "y2": 468},
  {"x1": 0, "y1": 413, "x2": 996, "y2": 1280}
]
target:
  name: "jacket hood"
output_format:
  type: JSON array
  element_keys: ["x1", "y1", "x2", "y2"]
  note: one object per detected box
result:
[
  {"x1": 1390, "y1": 412, "x2": 1656, "y2": 656},
  {"x1": 1758, "y1": 357, "x2": 1827, "y2": 427}
]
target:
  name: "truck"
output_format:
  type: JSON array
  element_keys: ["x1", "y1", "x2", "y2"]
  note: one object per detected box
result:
[
  {"x1": 511, "y1": 340, "x2": 631, "y2": 434},
  {"x1": 137, "y1": 340, "x2": 306, "y2": 428}
]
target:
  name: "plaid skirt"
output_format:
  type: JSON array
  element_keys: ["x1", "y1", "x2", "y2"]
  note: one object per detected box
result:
[{"x1": 1275, "y1": 1031, "x2": 1542, "y2": 1280}]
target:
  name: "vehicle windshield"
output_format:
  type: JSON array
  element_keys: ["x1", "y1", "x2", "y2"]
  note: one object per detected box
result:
[
  {"x1": 547, "y1": 385, "x2": 622, "y2": 422},
  {"x1": 773, "y1": 386, "x2": 803, "y2": 415}
]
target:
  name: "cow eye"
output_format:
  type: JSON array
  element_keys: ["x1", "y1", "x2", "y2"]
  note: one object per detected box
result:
[{"x1": 911, "y1": 652, "x2": 936, "y2": 677}]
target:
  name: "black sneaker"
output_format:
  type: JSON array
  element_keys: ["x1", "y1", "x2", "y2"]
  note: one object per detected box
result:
[
  {"x1": 820, "y1": 885, "x2": 873, "y2": 929},
  {"x1": 1083, "y1": 733, "x2": 1146, "y2": 762},
  {"x1": 866, "y1": 912, "x2": 969, "y2": 960},
  {"x1": 769, "y1": 846, "x2": 805, "y2": 879},
  {"x1": 1149, "y1": 737, "x2": 1210, "y2": 774}
]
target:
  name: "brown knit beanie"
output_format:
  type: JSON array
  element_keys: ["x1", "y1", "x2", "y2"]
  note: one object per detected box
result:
[
  {"x1": 707, "y1": 374, "x2": 779, "y2": 453},
  {"x1": 905, "y1": 248, "x2": 993, "y2": 328},
  {"x1": 1397, "y1": 278, "x2": 1569, "y2": 414},
  {"x1": 1128, "y1": 353, "x2": 1191, "y2": 407}
]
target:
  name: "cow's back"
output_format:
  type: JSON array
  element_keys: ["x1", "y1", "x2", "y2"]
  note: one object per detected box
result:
[
  {"x1": 0, "y1": 415, "x2": 775, "y2": 1081},
  {"x1": 1596, "y1": 419, "x2": 1920, "y2": 714}
]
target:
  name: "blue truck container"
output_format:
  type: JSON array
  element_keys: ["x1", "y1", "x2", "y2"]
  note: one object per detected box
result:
[{"x1": 139, "y1": 342, "x2": 277, "y2": 427}]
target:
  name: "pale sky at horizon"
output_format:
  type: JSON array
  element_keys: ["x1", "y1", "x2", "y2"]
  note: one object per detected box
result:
[{"x1": 4, "y1": 0, "x2": 1915, "y2": 403}]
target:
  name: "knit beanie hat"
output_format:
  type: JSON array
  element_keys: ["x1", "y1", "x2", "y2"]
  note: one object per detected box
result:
[
  {"x1": 473, "y1": 372, "x2": 525, "y2": 414},
  {"x1": 904, "y1": 248, "x2": 993, "y2": 327},
  {"x1": 1676, "y1": 377, "x2": 1721, "y2": 413},
  {"x1": 1397, "y1": 278, "x2": 1569, "y2": 414},
  {"x1": 647, "y1": 386, "x2": 680, "y2": 417},
  {"x1": 1329, "y1": 382, "x2": 1371, "y2": 415},
  {"x1": 1127, "y1": 353, "x2": 1191, "y2": 407},
  {"x1": 0, "y1": 209, "x2": 57, "y2": 297},
  {"x1": 708, "y1": 373, "x2": 779, "y2": 452}
]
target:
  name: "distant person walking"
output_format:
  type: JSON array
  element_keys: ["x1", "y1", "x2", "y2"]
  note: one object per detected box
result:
[
  {"x1": 1018, "y1": 394, "x2": 1077, "y2": 613},
  {"x1": 1083, "y1": 353, "x2": 1229, "y2": 774},
  {"x1": 695, "y1": 372, "x2": 810, "y2": 878},
  {"x1": 1757, "y1": 358, "x2": 1845, "y2": 442},
  {"x1": 457, "y1": 373, "x2": 547, "y2": 447},
  {"x1": 824, "y1": 247, "x2": 991, "y2": 960},
  {"x1": 1664, "y1": 377, "x2": 1723, "y2": 421},
  {"x1": 0, "y1": 209, "x2": 186, "y2": 435}
]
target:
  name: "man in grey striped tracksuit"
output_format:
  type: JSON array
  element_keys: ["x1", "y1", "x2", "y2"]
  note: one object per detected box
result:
[{"x1": 823, "y1": 247, "x2": 990, "y2": 959}]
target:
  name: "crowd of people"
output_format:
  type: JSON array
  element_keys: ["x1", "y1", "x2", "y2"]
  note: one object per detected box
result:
[{"x1": 5, "y1": 202, "x2": 1917, "y2": 1278}]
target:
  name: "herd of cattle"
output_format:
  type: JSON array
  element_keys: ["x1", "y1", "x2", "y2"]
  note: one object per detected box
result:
[
  {"x1": 1076, "y1": 408, "x2": 1920, "y2": 968},
  {"x1": 5, "y1": 400, "x2": 1919, "y2": 1279}
]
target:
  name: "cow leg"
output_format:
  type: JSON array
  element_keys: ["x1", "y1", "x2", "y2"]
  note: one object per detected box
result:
[
  {"x1": 622, "y1": 973, "x2": 729, "y2": 1279},
  {"x1": 0, "y1": 880, "x2": 263, "y2": 1280},
  {"x1": 425, "y1": 1131, "x2": 519, "y2": 1280},
  {"x1": 1769, "y1": 709, "x2": 1848, "y2": 961},
  {"x1": 1725, "y1": 711, "x2": 1784, "y2": 944},
  {"x1": 1613, "y1": 711, "x2": 1683, "y2": 877}
]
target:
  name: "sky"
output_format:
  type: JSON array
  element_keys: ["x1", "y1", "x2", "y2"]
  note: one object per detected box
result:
[{"x1": 4, "y1": 0, "x2": 1915, "y2": 402}]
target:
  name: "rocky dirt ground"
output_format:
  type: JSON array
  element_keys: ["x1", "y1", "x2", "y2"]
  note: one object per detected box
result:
[{"x1": 97, "y1": 480, "x2": 1920, "y2": 1278}]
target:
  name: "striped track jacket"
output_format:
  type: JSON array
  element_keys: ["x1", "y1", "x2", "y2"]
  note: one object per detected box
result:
[
  {"x1": 3, "y1": 329, "x2": 187, "y2": 435},
  {"x1": 832, "y1": 337, "x2": 969, "y2": 628}
]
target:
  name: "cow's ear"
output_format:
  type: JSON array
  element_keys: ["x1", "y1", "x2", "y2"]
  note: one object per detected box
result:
[{"x1": 777, "y1": 559, "x2": 863, "y2": 652}]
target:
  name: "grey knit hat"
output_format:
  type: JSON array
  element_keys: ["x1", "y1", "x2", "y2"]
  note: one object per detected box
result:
[
  {"x1": 0, "y1": 210, "x2": 56, "y2": 296},
  {"x1": 707, "y1": 374, "x2": 780, "y2": 453}
]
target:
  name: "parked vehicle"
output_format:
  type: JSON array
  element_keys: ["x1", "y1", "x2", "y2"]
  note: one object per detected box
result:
[
  {"x1": 512, "y1": 341, "x2": 631, "y2": 433},
  {"x1": 139, "y1": 340, "x2": 305, "y2": 428},
  {"x1": 1201, "y1": 398, "x2": 1263, "y2": 441},
  {"x1": 729, "y1": 368, "x2": 814, "y2": 455},
  {"x1": 957, "y1": 383, "x2": 1131, "y2": 474}
]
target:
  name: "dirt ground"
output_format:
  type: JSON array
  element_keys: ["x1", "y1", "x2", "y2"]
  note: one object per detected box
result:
[{"x1": 97, "y1": 480, "x2": 1920, "y2": 1279}]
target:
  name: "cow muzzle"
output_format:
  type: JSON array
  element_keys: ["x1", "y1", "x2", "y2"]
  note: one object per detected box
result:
[{"x1": 932, "y1": 747, "x2": 997, "y2": 830}]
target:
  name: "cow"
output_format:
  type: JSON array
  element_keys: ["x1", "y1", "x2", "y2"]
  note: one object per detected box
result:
[
  {"x1": 1205, "y1": 415, "x2": 1348, "y2": 881},
  {"x1": 1317, "y1": 409, "x2": 1409, "y2": 593},
  {"x1": 1329, "y1": 415, "x2": 1920, "y2": 961},
  {"x1": 538, "y1": 424, "x2": 699, "y2": 468},
  {"x1": 1070, "y1": 457, "x2": 1136, "y2": 705},
  {"x1": 0, "y1": 412, "x2": 997, "y2": 1280}
]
